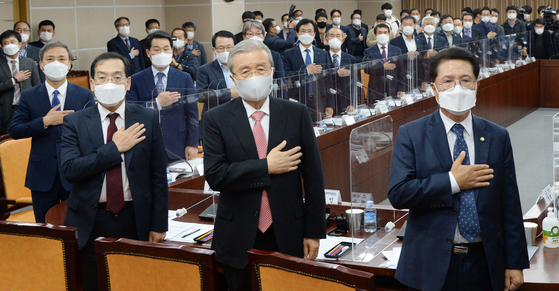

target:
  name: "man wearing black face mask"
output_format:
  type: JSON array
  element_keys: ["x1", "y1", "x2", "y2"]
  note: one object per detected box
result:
[{"x1": 314, "y1": 12, "x2": 328, "y2": 49}]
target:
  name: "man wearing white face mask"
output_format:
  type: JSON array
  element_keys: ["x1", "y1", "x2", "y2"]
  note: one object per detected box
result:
[
  {"x1": 389, "y1": 47, "x2": 529, "y2": 291},
  {"x1": 8, "y1": 21, "x2": 44, "y2": 83},
  {"x1": 326, "y1": 9, "x2": 352, "y2": 54},
  {"x1": 170, "y1": 28, "x2": 198, "y2": 80},
  {"x1": 438, "y1": 14, "x2": 462, "y2": 47},
  {"x1": 461, "y1": 13, "x2": 483, "y2": 42},
  {"x1": 419, "y1": 16, "x2": 449, "y2": 58},
  {"x1": 472, "y1": 7, "x2": 497, "y2": 40},
  {"x1": 381, "y1": 3, "x2": 401, "y2": 34},
  {"x1": 489, "y1": 8, "x2": 505, "y2": 37},
  {"x1": 9, "y1": 40, "x2": 94, "y2": 223},
  {"x1": 531, "y1": 18, "x2": 553, "y2": 59},
  {"x1": 139, "y1": 19, "x2": 160, "y2": 68},
  {"x1": 390, "y1": 16, "x2": 425, "y2": 93},
  {"x1": 0, "y1": 30, "x2": 40, "y2": 134},
  {"x1": 182, "y1": 22, "x2": 207, "y2": 67},
  {"x1": 29, "y1": 20, "x2": 55, "y2": 49},
  {"x1": 204, "y1": 39, "x2": 325, "y2": 291},
  {"x1": 263, "y1": 18, "x2": 296, "y2": 55},
  {"x1": 325, "y1": 28, "x2": 356, "y2": 115},
  {"x1": 242, "y1": 20, "x2": 285, "y2": 79},
  {"x1": 347, "y1": 12, "x2": 367, "y2": 62},
  {"x1": 107, "y1": 16, "x2": 145, "y2": 75},
  {"x1": 61, "y1": 52, "x2": 168, "y2": 291},
  {"x1": 502, "y1": 5, "x2": 528, "y2": 57},
  {"x1": 126, "y1": 31, "x2": 199, "y2": 162}
]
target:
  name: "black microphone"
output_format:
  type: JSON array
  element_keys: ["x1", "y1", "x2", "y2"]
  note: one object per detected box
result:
[{"x1": 165, "y1": 148, "x2": 194, "y2": 172}]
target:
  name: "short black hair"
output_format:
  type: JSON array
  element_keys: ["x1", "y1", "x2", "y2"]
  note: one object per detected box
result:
[
  {"x1": 145, "y1": 30, "x2": 172, "y2": 50},
  {"x1": 296, "y1": 18, "x2": 317, "y2": 33},
  {"x1": 376, "y1": 14, "x2": 387, "y2": 21},
  {"x1": 38, "y1": 20, "x2": 55, "y2": 31},
  {"x1": 114, "y1": 17, "x2": 129, "y2": 27},
  {"x1": 441, "y1": 14, "x2": 453, "y2": 22},
  {"x1": 429, "y1": 47, "x2": 479, "y2": 82},
  {"x1": 293, "y1": 10, "x2": 303, "y2": 16},
  {"x1": 535, "y1": 18, "x2": 546, "y2": 25},
  {"x1": 91, "y1": 52, "x2": 131, "y2": 78},
  {"x1": 13, "y1": 21, "x2": 30, "y2": 31},
  {"x1": 315, "y1": 13, "x2": 328, "y2": 22},
  {"x1": 262, "y1": 18, "x2": 275, "y2": 34},
  {"x1": 281, "y1": 14, "x2": 289, "y2": 22},
  {"x1": 374, "y1": 23, "x2": 390, "y2": 35},
  {"x1": 462, "y1": 13, "x2": 474, "y2": 21},
  {"x1": 472, "y1": 8, "x2": 481, "y2": 18},
  {"x1": 491, "y1": 8, "x2": 500, "y2": 15},
  {"x1": 145, "y1": 19, "x2": 160, "y2": 29},
  {"x1": 330, "y1": 9, "x2": 342, "y2": 18},
  {"x1": 182, "y1": 22, "x2": 196, "y2": 30},
  {"x1": 350, "y1": 12, "x2": 361, "y2": 20},
  {"x1": 315, "y1": 8, "x2": 326, "y2": 15},
  {"x1": 253, "y1": 11, "x2": 263, "y2": 18},
  {"x1": 522, "y1": 5, "x2": 533, "y2": 14},
  {"x1": 353, "y1": 9, "x2": 363, "y2": 16},
  {"x1": 480, "y1": 6, "x2": 491, "y2": 14},
  {"x1": 381, "y1": 3, "x2": 393, "y2": 10},
  {"x1": 402, "y1": 15, "x2": 416, "y2": 24},
  {"x1": 211, "y1": 30, "x2": 235, "y2": 47},
  {"x1": 538, "y1": 6, "x2": 547, "y2": 14},
  {"x1": 431, "y1": 11, "x2": 440, "y2": 17},
  {"x1": 242, "y1": 11, "x2": 256, "y2": 20},
  {"x1": 506, "y1": 5, "x2": 518, "y2": 14},
  {"x1": 0, "y1": 30, "x2": 22, "y2": 44},
  {"x1": 410, "y1": 8, "x2": 420, "y2": 14},
  {"x1": 425, "y1": 8, "x2": 433, "y2": 13},
  {"x1": 453, "y1": 17, "x2": 462, "y2": 23},
  {"x1": 461, "y1": 7, "x2": 473, "y2": 14},
  {"x1": 171, "y1": 27, "x2": 187, "y2": 39},
  {"x1": 400, "y1": 10, "x2": 411, "y2": 17}
]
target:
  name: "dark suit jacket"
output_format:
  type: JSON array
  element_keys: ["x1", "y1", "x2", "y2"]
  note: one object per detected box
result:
[
  {"x1": 9, "y1": 83, "x2": 94, "y2": 192},
  {"x1": 139, "y1": 37, "x2": 151, "y2": 68},
  {"x1": 61, "y1": 103, "x2": 168, "y2": 249},
  {"x1": 325, "y1": 25, "x2": 352, "y2": 55},
  {"x1": 347, "y1": 25, "x2": 367, "y2": 56},
  {"x1": 126, "y1": 67, "x2": 198, "y2": 160},
  {"x1": 0, "y1": 57, "x2": 41, "y2": 124},
  {"x1": 107, "y1": 35, "x2": 145, "y2": 75},
  {"x1": 363, "y1": 44, "x2": 405, "y2": 101},
  {"x1": 203, "y1": 97, "x2": 326, "y2": 269},
  {"x1": 28, "y1": 40, "x2": 44, "y2": 49},
  {"x1": 173, "y1": 49, "x2": 198, "y2": 80},
  {"x1": 327, "y1": 51, "x2": 356, "y2": 114},
  {"x1": 438, "y1": 31, "x2": 463, "y2": 47},
  {"x1": 532, "y1": 30, "x2": 554, "y2": 59},
  {"x1": 462, "y1": 27, "x2": 483, "y2": 42},
  {"x1": 196, "y1": 60, "x2": 233, "y2": 115},
  {"x1": 417, "y1": 33, "x2": 449, "y2": 51},
  {"x1": 473, "y1": 22, "x2": 498, "y2": 39},
  {"x1": 186, "y1": 40, "x2": 207, "y2": 66},
  {"x1": 389, "y1": 36, "x2": 425, "y2": 91},
  {"x1": 0, "y1": 44, "x2": 44, "y2": 83},
  {"x1": 264, "y1": 29, "x2": 297, "y2": 55},
  {"x1": 388, "y1": 110, "x2": 530, "y2": 291}
]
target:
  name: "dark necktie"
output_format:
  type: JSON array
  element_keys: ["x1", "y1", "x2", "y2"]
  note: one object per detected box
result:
[
  {"x1": 156, "y1": 72, "x2": 165, "y2": 96},
  {"x1": 106, "y1": 113, "x2": 124, "y2": 215},
  {"x1": 428, "y1": 37, "x2": 432, "y2": 50},
  {"x1": 381, "y1": 46, "x2": 387, "y2": 62},
  {"x1": 252, "y1": 111, "x2": 272, "y2": 232},
  {"x1": 52, "y1": 90, "x2": 60, "y2": 132},
  {"x1": 11, "y1": 60, "x2": 21, "y2": 104},
  {"x1": 125, "y1": 38, "x2": 131, "y2": 50},
  {"x1": 333, "y1": 54, "x2": 339, "y2": 70},
  {"x1": 451, "y1": 123, "x2": 481, "y2": 242},
  {"x1": 304, "y1": 48, "x2": 313, "y2": 95}
]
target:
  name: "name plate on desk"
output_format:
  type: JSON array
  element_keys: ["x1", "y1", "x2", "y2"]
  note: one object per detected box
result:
[
  {"x1": 325, "y1": 189, "x2": 342, "y2": 204},
  {"x1": 541, "y1": 184, "x2": 554, "y2": 206},
  {"x1": 351, "y1": 192, "x2": 373, "y2": 204},
  {"x1": 403, "y1": 96, "x2": 414, "y2": 105},
  {"x1": 353, "y1": 149, "x2": 369, "y2": 164},
  {"x1": 204, "y1": 181, "x2": 219, "y2": 194},
  {"x1": 342, "y1": 115, "x2": 356, "y2": 126},
  {"x1": 193, "y1": 164, "x2": 204, "y2": 176},
  {"x1": 375, "y1": 103, "x2": 389, "y2": 115}
]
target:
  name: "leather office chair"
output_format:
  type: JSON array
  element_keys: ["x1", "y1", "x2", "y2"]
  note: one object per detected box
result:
[
  {"x1": 67, "y1": 70, "x2": 91, "y2": 89},
  {"x1": 95, "y1": 237, "x2": 219, "y2": 291},
  {"x1": 248, "y1": 249, "x2": 375, "y2": 291},
  {"x1": 0, "y1": 220, "x2": 82, "y2": 290},
  {"x1": 0, "y1": 135, "x2": 34, "y2": 222}
]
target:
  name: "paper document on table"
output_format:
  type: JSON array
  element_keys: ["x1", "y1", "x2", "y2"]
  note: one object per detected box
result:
[
  {"x1": 317, "y1": 237, "x2": 363, "y2": 261},
  {"x1": 166, "y1": 220, "x2": 199, "y2": 241},
  {"x1": 527, "y1": 245, "x2": 538, "y2": 260},
  {"x1": 381, "y1": 247, "x2": 401, "y2": 269},
  {"x1": 166, "y1": 223, "x2": 214, "y2": 244}
]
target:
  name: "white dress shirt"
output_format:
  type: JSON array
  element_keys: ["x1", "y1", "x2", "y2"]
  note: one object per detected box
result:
[
  {"x1": 219, "y1": 62, "x2": 235, "y2": 89},
  {"x1": 299, "y1": 44, "x2": 314, "y2": 64},
  {"x1": 45, "y1": 80, "x2": 68, "y2": 110},
  {"x1": 424, "y1": 33, "x2": 434, "y2": 49},
  {"x1": 403, "y1": 35, "x2": 417, "y2": 52},
  {"x1": 98, "y1": 102, "x2": 132, "y2": 202},
  {"x1": 242, "y1": 97, "x2": 270, "y2": 143},
  {"x1": 445, "y1": 33, "x2": 453, "y2": 47}
]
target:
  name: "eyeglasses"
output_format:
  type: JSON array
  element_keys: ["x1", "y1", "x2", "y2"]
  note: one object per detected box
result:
[
  {"x1": 232, "y1": 68, "x2": 272, "y2": 80},
  {"x1": 245, "y1": 32, "x2": 264, "y2": 38},
  {"x1": 94, "y1": 76, "x2": 126, "y2": 84},
  {"x1": 436, "y1": 78, "x2": 477, "y2": 91},
  {"x1": 215, "y1": 45, "x2": 234, "y2": 53}
]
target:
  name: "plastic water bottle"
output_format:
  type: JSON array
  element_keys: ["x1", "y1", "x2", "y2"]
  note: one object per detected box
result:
[{"x1": 364, "y1": 200, "x2": 377, "y2": 233}]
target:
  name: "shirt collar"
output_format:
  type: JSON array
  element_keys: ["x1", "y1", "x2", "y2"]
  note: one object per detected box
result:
[
  {"x1": 403, "y1": 34, "x2": 415, "y2": 42},
  {"x1": 242, "y1": 96, "x2": 270, "y2": 120},
  {"x1": 439, "y1": 109, "x2": 473, "y2": 137},
  {"x1": 299, "y1": 44, "x2": 313, "y2": 54},
  {"x1": 98, "y1": 100, "x2": 126, "y2": 121},
  {"x1": 151, "y1": 65, "x2": 170, "y2": 78},
  {"x1": 45, "y1": 80, "x2": 68, "y2": 98},
  {"x1": 377, "y1": 43, "x2": 388, "y2": 51},
  {"x1": 118, "y1": 35, "x2": 128, "y2": 42},
  {"x1": 329, "y1": 50, "x2": 341, "y2": 59}
]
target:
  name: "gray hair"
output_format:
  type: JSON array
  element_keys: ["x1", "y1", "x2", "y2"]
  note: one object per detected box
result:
[
  {"x1": 227, "y1": 39, "x2": 274, "y2": 72},
  {"x1": 422, "y1": 16, "x2": 436, "y2": 25},
  {"x1": 39, "y1": 40, "x2": 74, "y2": 61},
  {"x1": 242, "y1": 20, "x2": 266, "y2": 35}
]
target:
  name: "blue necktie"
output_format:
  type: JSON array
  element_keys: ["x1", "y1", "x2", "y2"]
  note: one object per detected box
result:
[
  {"x1": 52, "y1": 90, "x2": 61, "y2": 132},
  {"x1": 156, "y1": 72, "x2": 165, "y2": 97},
  {"x1": 427, "y1": 37, "x2": 432, "y2": 50},
  {"x1": 451, "y1": 123, "x2": 481, "y2": 242},
  {"x1": 333, "y1": 54, "x2": 339, "y2": 70},
  {"x1": 304, "y1": 48, "x2": 313, "y2": 95}
]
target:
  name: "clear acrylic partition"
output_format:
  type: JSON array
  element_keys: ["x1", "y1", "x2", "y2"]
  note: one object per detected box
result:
[
  {"x1": 196, "y1": 87, "x2": 234, "y2": 111},
  {"x1": 553, "y1": 112, "x2": 559, "y2": 215},
  {"x1": 338, "y1": 116, "x2": 393, "y2": 263}
]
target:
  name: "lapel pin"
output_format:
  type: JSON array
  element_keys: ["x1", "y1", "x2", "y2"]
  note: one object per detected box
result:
[{"x1": 480, "y1": 137, "x2": 485, "y2": 142}]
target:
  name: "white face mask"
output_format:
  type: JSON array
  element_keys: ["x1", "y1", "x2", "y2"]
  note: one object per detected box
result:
[
  {"x1": 186, "y1": 31, "x2": 195, "y2": 40},
  {"x1": 20, "y1": 33, "x2": 29, "y2": 43},
  {"x1": 43, "y1": 61, "x2": 69, "y2": 81},
  {"x1": 118, "y1": 26, "x2": 130, "y2": 37},
  {"x1": 435, "y1": 84, "x2": 477, "y2": 116},
  {"x1": 424, "y1": 25, "x2": 436, "y2": 34},
  {"x1": 376, "y1": 34, "x2": 389, "y2": 45},
  {"x1": 173, "y1": 39, "x2": 185, "y2": 49},
  {"x1": 333, "y1": 17, "x2": 341, "y2": 25},
  {"x1": 412, "y1": 15, "x2": 420, "y2": 22},
  {"x1": 490, "y1": 17, "x2": 498, "y2": 24},
  {"x1": 215, "y1": 51, "x2": 229, "y2": 64},
  {"x1": 524, "y1": 14, "x2": 530, "y2": 20},
  {"x1": 434, "y1": 18, "x2": 440, "y2": 25},
  {"x1": 256, "y1": 19, "x2": 262, "y2": 23},
  {"x1": 403, "y1": 26, "x2": 415, "y2": 36},
  {"x1": 151, "y1": 52, "x2": 172, "y2": 68},
  {"x1": 535, "y1": 28, "x2": 544, "y2": 35},
  {"x1": 283, "y1": 22, "x2": 288, "y2": 28},
  {"x1": 298, "y1": 33, "x2": 314, "y2": 45},
  {"x1": 3, "y1": 44, "x2": 19, "y2": 56},
  {"x1": 295, "y1": 17, "x2": 303, "y2": 22},
  {"x1": 384, "y1": 10, "x2": 393, "y2": 17},
  {"x1": 453, "y1": 26, "x2": 463, "y2": 34},
  {"x1": 353, "y1": 19, "x2": 361, "y2": 26},
  {"x1": 328, "y1": 37, "x2": 342, "y2": 49},
  {"x1": 463, "y1": 22, "x2": 473, "y2": 29},
  {"x1": 234, "y1": 72, "x2": 273, "y2": 102},
  {"x1": 508, "y1": 13, "x2": 517, "y2": 20},
  {"x1": 275, "y1": 26, "x2": 281, "y2": 34},
  {"x1": 442, "y1": 23, "x2": 454, "y2": 32},
  {"x1": 40, "y1": 31, "x2": 53, "y2": 42},
  {"x1": 481, "y1": 16, "x2": 490, "y2": 23},
  {"x1": 249, "y1": 35, "x2": 264, "y2": 42},
  {"x1": 147, "y1": 28, "x2": 158, "y2": 34},
  {"x1": 95, "y1": 83, "x2": 126, "y2": 107}
]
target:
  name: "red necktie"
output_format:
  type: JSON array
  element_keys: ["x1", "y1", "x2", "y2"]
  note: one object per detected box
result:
[
  {"x1": 252, "y1": 111, "x2": 272, "y2": 232},
  {"x1": 381, "y1": 46, "x2": 387, "y2": 62},
  {"x1": 106, "y1": 113, "x2": 124, "y2": 215}
]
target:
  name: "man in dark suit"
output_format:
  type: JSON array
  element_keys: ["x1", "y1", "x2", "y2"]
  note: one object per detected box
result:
[
  {"x1": 388, "y1": 47, "x2": 529, "y2": 291},
  {"x1": 417, "y1": 16, "x2": 448, "y2": 89},
  {"x1": 139, "y1": 19, "x2": 160, "y2": 68},
  {"x1": 61, "y1": 52, "x2": 168, "y2": 291},
  {"x1": 11, "y1": 21, "x2": 44, "y2": 83},
  {"x1": 263, "y1": 18, "x2": 297, "y2": 55},
  {"x1": 107, "y1": 17, "x2": 145, "y2": 75},
  {"x1": 278, "y1": 14, "x2": 291, "y2": 40},
  {"x1": 235, "y1": 11, "x2": 256, "y2": 43},
  {"x1": 28, "y1": 20, "x2": 55, "y2": 49},
  {"x1": 532, "y1": 18, "x2": 554, "y2": 59},
  {"x1": 204, "y1": 39, "x2": 326, "y2": 291},
  {"x1": 390, "y1": 16, "x2": 424, "y2": 92},
  {"x1": 126, "y1": 31, "x2": 198, "y2": 162},
  {"x1": 283, "y1": 19, "x2": 333, "y2": 119},
  {"x1": 9, "y1": 40, "x2": 94, "y2": 223},
  {"x1": 363, "y1": 24, "x2": 405, "y2": 102},
  {"x1": 439, "y1": 14, "x2": 463, "y2": 47},
  {"x1": 462, "y1": 13, "x2": 483, "y2": 42},
  {"x1": 182, "y1": 22, "x2": 208, "y2": 67},
  {"x1": 0, "y1": 30, "x2": 40, "y2": 134},
  {"x1": 325, "y1": 27, "x2": 356, "y2": 114},
  {"x1": 241, "y1": 21, "x2": 284, "y2": 79},
  {"x1": 473, "y1": 7, "x2": 498, "y2": 40},
  {"x1": 171, "y1": 28, "x2": 198, "y2": 80},
  {"x1": 326, "y1": 9, "x2": 352, "y2": 55},
  {"x1": 347, "y1": 12, "x2": 367, "y2": 62}
]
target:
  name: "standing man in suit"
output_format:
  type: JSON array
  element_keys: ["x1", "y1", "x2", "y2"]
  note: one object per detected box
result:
[
  {"x1": 126, "y1": 31, "x2": 198, "y2": 162},
  {"x1": 489, "y1": 9, "x2": 505, "y2": 36},
  {"x1": 279, "y1": 14, "x2": 291, "y2": 40},
  {"x1": 9, "y1": 40, "x2": 94, "y2": 223},
  {"x1": 263, "y1": 18, "x2": 297, "y2": 55},
  {"x1": 418, "y1": 16, "x2": 449, "y2": 89},
  {"x1": 363, "y1": 24, "x2": 404, "y2": 102},
  {"x1": 388, "y1": 47, "x2": 529, "y2": 291},
  {"x1": 107, "y1": 17, "x2": 145, "y2": 76},
  {"x1": 28, "y1": 20, "x2": 55, "y2": 49},
  {"x1": 235, "y1": 11, "x2": 256, "y2": 43},
  {"x1": 139, "y1": 19, "x2": 160, "y2": 68},
  {"x1": 473, "y1": 7, "x2": 498, "y2": 40},
  {"x1": 171, "y1": 28, "x2": 198, "y2": 80},
  {"x1": 10, "y1": 21, "x2": 44, "y2": 83},
  {"x1": 348, "y1": 12, "x2": 367, "y2": 62},
  {"x1": 0, "y1": 30, "x2": 40, "y2": 134},
  {"x1": 283, "y1": 19, "x2": 333, "y2": 119},
  {"x1": 325, "y1": 27, "x2": 356, "y2": 114},
  {"x1": 390, "y1": 16, "x2": 424, "y2": 92},
  {"x1": 182, "y1": 22, "x2": 208, "y2": 67},
  {"x1": 204, "y1": 39, "x2": 326, "y2": 291},
  {"x1": 61, "y1": 52, "x2": 168, "y2": 291},
  {"x1": 532, "y1": 18, "x2": 554, "y2": 59},
  {"x1": 326, "y1": 9, "x2": 352, "y2": 55},
  {"x1": 462, "y1": 13, "x2": 483, "y2": 42},
  {"x1": 439, "y1": 14, "x2": 463, "y2": 47},
  {"x1": 242, "y1": 20, "x2": 285, "y2": 80}
]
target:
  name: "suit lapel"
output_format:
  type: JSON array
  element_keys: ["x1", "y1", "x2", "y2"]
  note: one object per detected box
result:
[
  {"x1": 426, "y1": 110, "x2": 453, "y2": 170},
  {"x1": 124, "y1": 103, "x2": 140, "y2": 170},
  {"x1": 85, "y1": 105, "x2": 105, "y2": 157},
  {"x1": 114, "y1": 36, "x2": 129, "y2": 53},
  {"x1": 228, "y1": 99, "x2": 259, "y2": 159},
  {"x1": 0, "y1": 60, "x2": 12, "y2": 79},
  {"x1": 472, "y1": 115, "x2": 491, "y2": 201},
  {"x1": 211, "y1": 60, "x2": 226, "y2": 89},
  {"x1": 267, "y1": 98, "x2": 286, "y2": 151}
]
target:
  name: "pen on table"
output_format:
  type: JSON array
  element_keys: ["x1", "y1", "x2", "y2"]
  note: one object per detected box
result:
[{"x1": 182, "y1": 229, "x2": 201, "y2": 238}]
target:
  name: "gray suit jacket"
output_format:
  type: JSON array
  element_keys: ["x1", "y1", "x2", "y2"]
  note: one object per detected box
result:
[{"x1": 0, "y1": 57, "x2": 40, "y2": 124}]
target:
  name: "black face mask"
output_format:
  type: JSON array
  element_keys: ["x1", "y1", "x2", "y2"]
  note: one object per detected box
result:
[{"x1": 317, "y1": 22, "x2": 327, "y2": 28}]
